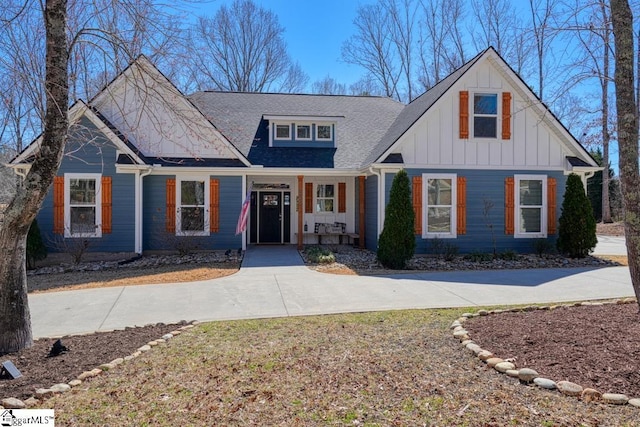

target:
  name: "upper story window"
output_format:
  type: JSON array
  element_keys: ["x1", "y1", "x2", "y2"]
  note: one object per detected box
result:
[
  {"x1": 296, "y1": 124, "x2": 311, "y2": 140},
  {"x1": 316, "y1": 124, "x2": 332, "y2": 140},
  {"x1": 275, "y1": 124, "x2": 291, "y2": 139},
  {"x1": 473, "y1": 93, "x2": 497, "y2": 138}
]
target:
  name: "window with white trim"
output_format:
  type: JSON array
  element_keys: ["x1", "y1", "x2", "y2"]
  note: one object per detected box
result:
[
  {"x1": 296, "y1": 124, "x2": 311, "y2": 140},
  {"x1": 275, "y1": 124, "x2": 291, "y2": 139},
  {"x1": 65, "y1": 173, "x2": 102, "y2": 238},
  {"x1": 316, "y1": 124, "x2": 332, "y2": 140},
  {"x1": 423, "y1": 173, "x2": 457, "y2": 238},
  {"x1": 515, "y1": 174, "x2": 547, "y2": 238},
  {"x1": 316, "y1": 184, "x2": 335, "y2": 213},
  {"x1": 177, "y1": 178, "x2": 209, "y2": 236},
  {"x1": 473, "y1": 93, "x2": 498, "y2": 138}
]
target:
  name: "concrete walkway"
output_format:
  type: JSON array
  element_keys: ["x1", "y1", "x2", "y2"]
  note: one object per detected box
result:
[{"x1": 29, "y1": 239, "x2": 635, "y2": 339}]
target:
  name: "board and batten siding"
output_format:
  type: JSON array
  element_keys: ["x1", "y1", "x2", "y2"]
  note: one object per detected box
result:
[
  {"x1": 380, "y1": 169, "x2": 566, "y2": 254},
  {"x1": 38, "y1": 115, "x2": 136, "y2": 253},
  {"x1": 398, "y1": 61, "x2": 566, "y2": 169},
  {"x1": 365, "y1": 174, "x2": 379, "y2": 251},
  {"x1": 142, "y1": 174, "x2": 242, "y2": 251}
]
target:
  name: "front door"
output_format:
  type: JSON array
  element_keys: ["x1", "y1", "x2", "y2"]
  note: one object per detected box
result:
[{"x1": 259, "y1": 192, "x2": 282, "y2": 243}]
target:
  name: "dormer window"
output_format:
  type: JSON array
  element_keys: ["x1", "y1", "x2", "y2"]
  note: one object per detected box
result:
[
  {"x1": 275, "y1": 124, "x2": 291, "y2": 139},
  {"x1": 296, "y1": 124, "x2": 311, "y2": 140},
  {"x1": 316, "y1": 124, "x2": 332, "y2": 140}
]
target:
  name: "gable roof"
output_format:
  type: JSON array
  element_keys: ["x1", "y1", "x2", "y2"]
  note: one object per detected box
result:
[{"x1": 188, "y1": 92, "x2": 404, "y2": 169}]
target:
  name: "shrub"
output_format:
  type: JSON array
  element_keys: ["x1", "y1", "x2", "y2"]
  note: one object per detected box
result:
[
  {"x1": 464, "y1": 251, "x2": 493, "y2": 262},
  {"x1": 377, "y1": 170, "x2": 415, "y2": 269},
  {"x1": 499, "y1": 250, "x2": 518, "y2": 261},
  {"x1": 306, "y1": 246, "x2": 336, "y2": 264},
  {"x1": 26, "y1": 219, "x2": 47, "y2": 269},
  {"x1": 532, "y1": 239, "x2": 553, "y2": 258},
  {"x1": 557, "y1": 173, "x2": 597, "y2": 258}
]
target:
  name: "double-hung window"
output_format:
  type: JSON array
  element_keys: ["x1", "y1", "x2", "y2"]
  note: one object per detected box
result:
[
  {"x1": 177, "y1": 178, "x2": 209, "y2": 236},
  {"x1": 316, "y1": 124, "x2": 332, "y2": 140},
  {"x1": 275, "y1": 124, "x2": 291, "y2": 139},
  {"x1": 515, "y1": 175, "x2": 547, "y2": 238},
  {"x1": 65, "y1": 173, "x2": 102, "y2": 238},
  {"x1": 473, "y1": 93, "x2": 498, "y2": 138},
  {"x1": 423, "y1": 173, "x2": 457, "y2": 238},
  {"x1": 316, "y1": 184, "x2": 335, "y2": 213},
  {"x1": 296, "y1": 124, "x2": 311, "y2": 140}
]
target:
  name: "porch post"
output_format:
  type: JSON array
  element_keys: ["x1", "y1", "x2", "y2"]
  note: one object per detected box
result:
[
  {"x1": 297, "y1": 175, "x2": 304, "y2": 249},
  {"x1": 358, "y1": 175, "x2": 366, "y2": 249}
]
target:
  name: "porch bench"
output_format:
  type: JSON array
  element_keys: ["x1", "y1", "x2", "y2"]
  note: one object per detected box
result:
[{"x1": 298, "y1": 232, "x2": 359, "y2": 245}]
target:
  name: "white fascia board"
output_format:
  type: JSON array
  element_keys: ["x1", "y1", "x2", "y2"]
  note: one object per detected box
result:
[
  {"x1": 263, "y1": 115, "x2": 344, "y2": 122},
  {"x1": 143, "y1": 166, "x2": 363, "y2": 177}
]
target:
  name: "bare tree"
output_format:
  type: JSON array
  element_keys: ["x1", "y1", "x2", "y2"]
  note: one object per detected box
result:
[
  {"x1": 528, "y1": 0, "x2": 562, "y2": 101},
  {"x1": 312, "y1": 75, "x2": 347, "y2": 95},
  {"x1": 610, "y1": 0, "x2": 640, "y2": 308},
  {"x1": 187, "y1": 0, "x2": 305, "y2": 92}
]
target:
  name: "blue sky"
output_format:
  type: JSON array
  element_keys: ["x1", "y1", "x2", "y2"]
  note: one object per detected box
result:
[{"x1": 199, "y1": 0, "x2": 373, "y2": 88}]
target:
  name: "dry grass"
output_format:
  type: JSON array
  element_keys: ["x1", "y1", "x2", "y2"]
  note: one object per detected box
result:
[{"x1": 41, "y1": 310, "x2": 639, "y2": 426}]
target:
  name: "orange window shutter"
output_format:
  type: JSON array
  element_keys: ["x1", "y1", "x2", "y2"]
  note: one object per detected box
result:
[
  {"x1": 505, "y1": 177, "x2": 515, "y2": 235},
  {"x1": 210, "y1": 178, "x2": 220, "y2": 233},
  {"x1": 547, "y1": 177, "x2": 557, "y2": 235},
  {"x1": 338, "y1": 182, "x2": 346, "y2": 213},
  {"x1": 457, "y1": 176, "x2": 467, "y2": 235},
  {"x1": 101, "y1": 176, "x2": 112, "y2": 234},
  {"x1": 459, "y1": 91, "x2": 469, "y2": 139},
  {"x1": 53, "y1": 176, "x2": 64, "y2": 234},
  {"x1": 502, "y1": 92, "x2": 512, "y2": 140},
  {"x1": 305, "y1": 182, "x2": 313, "y2": 213},
  {"x1": 166, "y1": 179, "x2": 176, "y2": 233},
  {"x1": 412, "y1": 176, "x2": 422, "y2": 234}
]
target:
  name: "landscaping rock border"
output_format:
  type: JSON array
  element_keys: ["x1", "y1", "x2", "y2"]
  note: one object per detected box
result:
[
  {"x1": 0, "y1": 322, "x2": 198, "y2": 410},
  {"x1": 451, "y1": 298, "x2": 639, "y2": 409}
]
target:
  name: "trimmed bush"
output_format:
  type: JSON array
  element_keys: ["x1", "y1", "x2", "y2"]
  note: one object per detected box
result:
[
  {"x1": 377, "y1": 170, "x2": 415, "y2": 269},
  {"x1": 27, "y1": 219, "x2": 47, "y2": 269},
  {"x1": 557, "y1": 173, "x2": 597, "y2": 258}
]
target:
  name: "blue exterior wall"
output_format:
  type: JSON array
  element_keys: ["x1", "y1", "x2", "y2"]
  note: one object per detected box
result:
[
  {"x1": 142, "y1": 174, "x2": 243, "y2": 251},
  {"x1": 381, "y1": 169, "x2": 567, "y2": 254},
  {"x1": 38, "y1": 115, "x2": 136, "y2": 252},
  {"x1": 365, "y1": 175, "x2": 379, "y2": 251}
]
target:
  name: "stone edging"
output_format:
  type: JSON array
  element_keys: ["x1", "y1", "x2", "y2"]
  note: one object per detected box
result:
[
  {"x1": 0, "y1": 322, "x2": 199, "y2": 410},
  {"x1": 451, "y1": 298, "x2": 640, "y2": 409}
]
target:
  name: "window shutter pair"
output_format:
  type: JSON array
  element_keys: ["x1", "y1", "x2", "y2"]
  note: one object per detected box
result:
[
  {"x1": 165, "y1": 178, "x2": 219, "y2": 233},
  {"x1": 504, "y1": 177, "x2": 556, "y2": 235},
  {"x1": 412, "y1": 176, "x2": 466, "y2": 235},
  {"x1": 53, "y1": 176, "x2": 112, "y2": 235},
  {"x1": 304, "y1": 182, "x2": 346, "y2": 213},
  {"x1": 459, "y1": 91, "x2": 511, "y2": 139}
]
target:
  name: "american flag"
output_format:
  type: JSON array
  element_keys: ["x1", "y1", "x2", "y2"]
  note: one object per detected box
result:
[{"x1": 235, "y1": 183, "x2": 252, "y2": 235}]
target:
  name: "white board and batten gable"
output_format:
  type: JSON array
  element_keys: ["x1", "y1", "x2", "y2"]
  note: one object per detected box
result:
[
  {"x1": 91, "y1": 56, "x2": 246, "y2": 163},
  {"x1": 387, "y1": 48, "x2": 597, "y2": 171}
]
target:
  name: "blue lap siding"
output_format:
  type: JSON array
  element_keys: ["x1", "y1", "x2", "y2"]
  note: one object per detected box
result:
[
  {"x1": 365, "y1": 175, "x2": 379, "y2": 251},
  {"x1": 38, "y1": 116, "x2": 136, "y2": 253},
  {"x1": 381, "y1": 169, "x2": 567, "y2": 254},
  {"x1": 142, "y1": 174, "x2": 242, "y2": 251}
]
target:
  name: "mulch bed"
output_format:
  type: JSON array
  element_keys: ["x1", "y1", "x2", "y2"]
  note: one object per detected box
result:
[
  {"x1": 0, "y1": 323, "x2": 184, "y2": 401},
  {"x1": 465, "y1": 302, "x2": 640, "y2": 397}
]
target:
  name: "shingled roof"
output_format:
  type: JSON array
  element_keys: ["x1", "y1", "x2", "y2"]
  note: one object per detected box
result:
[{"x1": 188, "y1": 92, "x2": 404, "y2": 169}]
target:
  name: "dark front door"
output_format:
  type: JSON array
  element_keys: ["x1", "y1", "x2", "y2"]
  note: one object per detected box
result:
[{"x1": 259, "y1": 192, "x2": 282, "y2": 243}]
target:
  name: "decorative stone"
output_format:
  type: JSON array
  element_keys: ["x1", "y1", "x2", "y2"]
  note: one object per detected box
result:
[
  {"x1": 110, "y1": 358, "x2": 124, "y2": 366},
  {"x1": 24, "y1": 397, "x2": 39, "y2": 408},
  {"x1": 477, "y1": 350, "x2": 493, "y2": 361},
  {"x1": 465, "y1": 343, "x2": 482, "y2": 354},
  {"x1": 518, "y1": 368, "x2": 539, "y2": 383},
  {"x1": 477, "y1": 309, "x2": 489, "y2": 316},
  {"x1": 99, "y1": 363, "x2": 115, "y2": 371},
  {"x1": 124, "y1": 355, "x2": 135, "y2": 361},
  {"x1": 557, "y1": 381, "x2": 583, "y2": 396},
  {"x1": 156, "y1": 338, "x2": 166, "y2": 344},
  {"x1": 1, "y1": 398, "x2": 26, "y2": 409},
  {"x1": 35, "y1": 388, "x2": 54, "y2": 399},
  {"x1": 170, "y1": 330, "x2": 182, "y2": 336},
  {"x1": 69, "y1": 379, "x2": 82, "y2": 387},
  {"x1": 461, "y1": 340, "x2": 474, "y2": 347},
  {"x1": 78, "y1": 368, "x2": 102, "y2": 380},
  {"x1": 506, "y1": 369, "x2": 520, "y2": 378},
  {"x1": 137, "y1": 344, "x2": 152, "y2": 352},
  {"x1": 450, "y1": 321, "x2": 462, "y2": 329},
  {"x1": 180, "y1": 324, "x2": 195, "y2": 330},
  {"x1": 131, "y1": 351, "x2": 142, "y2": 358},
  {"x1": 494, "y1": 362, "x2": 516, "y2": 373},
  {"x1": 460, "y1": 313, "x2": 474, "y2": 318},
  {"x1": 486, "y1": 358, "x2": 504, "y2": 367},
  {"x1": 523, "y1": 306, "x2": 538, "y2": 312},
  {"x1": 628, "y1": 398, "x2": 640, "y2": 408},
  {"x1": 533, "y1": 377, "x2": 557, "y2": 390},
  {"x1": 50, "y1": 383, "x2": 71, "y2": 394},
  {"x1": 148, "y1": 340, "x2": 158, "y2": 347},
  {"x1": 581, "y1": 388, "x2": 602, "y2": 403},
  {"x1": 453, "y1": 329, "x2": 469, "y2": 339},
  {"x1": 602, "y1": 393, "x2": 629, "y2": 405},
  {"x1": 162, "y1": 333, "x2": 174, "y2": 340}
]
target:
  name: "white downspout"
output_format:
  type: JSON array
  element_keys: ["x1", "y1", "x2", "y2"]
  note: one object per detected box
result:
[{"x1": 135, "y1": 168, "x2": 153, "y2": 254}]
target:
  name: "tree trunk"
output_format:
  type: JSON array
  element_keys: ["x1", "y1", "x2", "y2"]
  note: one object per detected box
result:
[
  {"x1": 610, "y1": 0, "x2": 640, "y2": 308},
  {"x1": 0, "y1": 0, "x2": 69, "y2": 353},
  {"x1": 601, "y1": 0, "x2": 612, "y2": 224}
]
